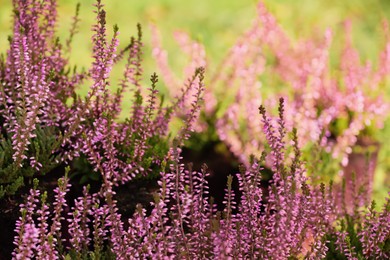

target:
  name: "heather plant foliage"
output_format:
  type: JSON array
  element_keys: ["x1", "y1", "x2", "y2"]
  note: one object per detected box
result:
[
  {"x1": 0, "y1": 0, "x2": 192, "y2": 197},
  {"x1": 1, "y1": 0, "x2": 389, "y2": 259},
  {"x1": 11, "y1": 100, "x2": 390, "y2": 259}
]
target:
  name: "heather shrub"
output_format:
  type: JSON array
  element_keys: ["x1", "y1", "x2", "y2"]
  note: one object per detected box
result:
[
  {"x1": 151, "y1": 2, "x2": 389, "y2": 180},
  {"x1": 0, "y1": 0, "x2": 206, "y2": 198},
  {"x1": 12, "y1": 99, "x2": 390, "y2": 259},
  {"x1": 325, "y1": 189, "x2": 390, "y2": 259}
]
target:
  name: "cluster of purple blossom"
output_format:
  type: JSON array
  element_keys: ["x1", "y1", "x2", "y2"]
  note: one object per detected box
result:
[
  {"x1": 13, "y1": 99, "x2": 390, "y2": 259},
  {"x1": 1, "y1": 0, "x2": 390, "y2": 258},
  {"x1": 0, "y1": 0, "x2": 205, "y2": 194},
  {"x1": 152, "y1": 2, "x2": 389, "y2": 170}
]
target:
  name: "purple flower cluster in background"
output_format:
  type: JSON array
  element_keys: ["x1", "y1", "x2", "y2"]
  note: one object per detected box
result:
[{"x1": 152, "y1": 3, "x2": 388, "y2": 169}]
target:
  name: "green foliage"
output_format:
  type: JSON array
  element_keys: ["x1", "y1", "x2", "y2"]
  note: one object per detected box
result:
[
  {"x1": 302, "y1": 130, "x2": 341, "y2": 183},
  {"x1": 0, "y1": 125, "x2": 62, "y2": 198},
  {"x1": 71, "y1": 155, "x2": 101, "y2": 185},
  {"x1": 324, "y1": 200, "x2": 390, "y2": 259},
  {"x1": 66, "y1": 247, "x2": 116, "y2": 260}
]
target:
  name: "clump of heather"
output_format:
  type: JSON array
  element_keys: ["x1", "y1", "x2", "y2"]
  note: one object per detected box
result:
[
  {"x1": 0, "y1": 0, "x2": 205, "y2": 198},
  {"x1": 12, "y1": 98, "x2": 390, "y2": 259},
  {"x1": 151, "y1": 1, "x2": 389, "y2": 175},
  {"x1": 325, "y1": 194, "x2": 390, "y2": 259}
]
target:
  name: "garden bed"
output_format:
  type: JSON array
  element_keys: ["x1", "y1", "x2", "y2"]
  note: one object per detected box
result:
[{"x1": 0, "y1": 0, "x2": 389, "y2": 259}]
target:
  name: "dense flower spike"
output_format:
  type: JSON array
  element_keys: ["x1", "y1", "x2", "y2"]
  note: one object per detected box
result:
[
  {"x1": 12, "y1": 181, "x2": 40, "y2": 259},
  {"x1": 359, "y1": 198, "x2": 390, "y2": 259}
]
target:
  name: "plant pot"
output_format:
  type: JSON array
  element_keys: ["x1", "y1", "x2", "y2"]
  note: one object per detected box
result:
[{"x1": 341, "y1": 137, "x2": 380, "y2": 212}]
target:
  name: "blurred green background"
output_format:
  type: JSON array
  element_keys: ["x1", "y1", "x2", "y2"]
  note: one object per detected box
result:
[
  {"x1": 0, "y1": 0, "x2": 389, "y2": 205},
  {"x1": 2, "y1": 0, "x2": 390, "y2": 81}
]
